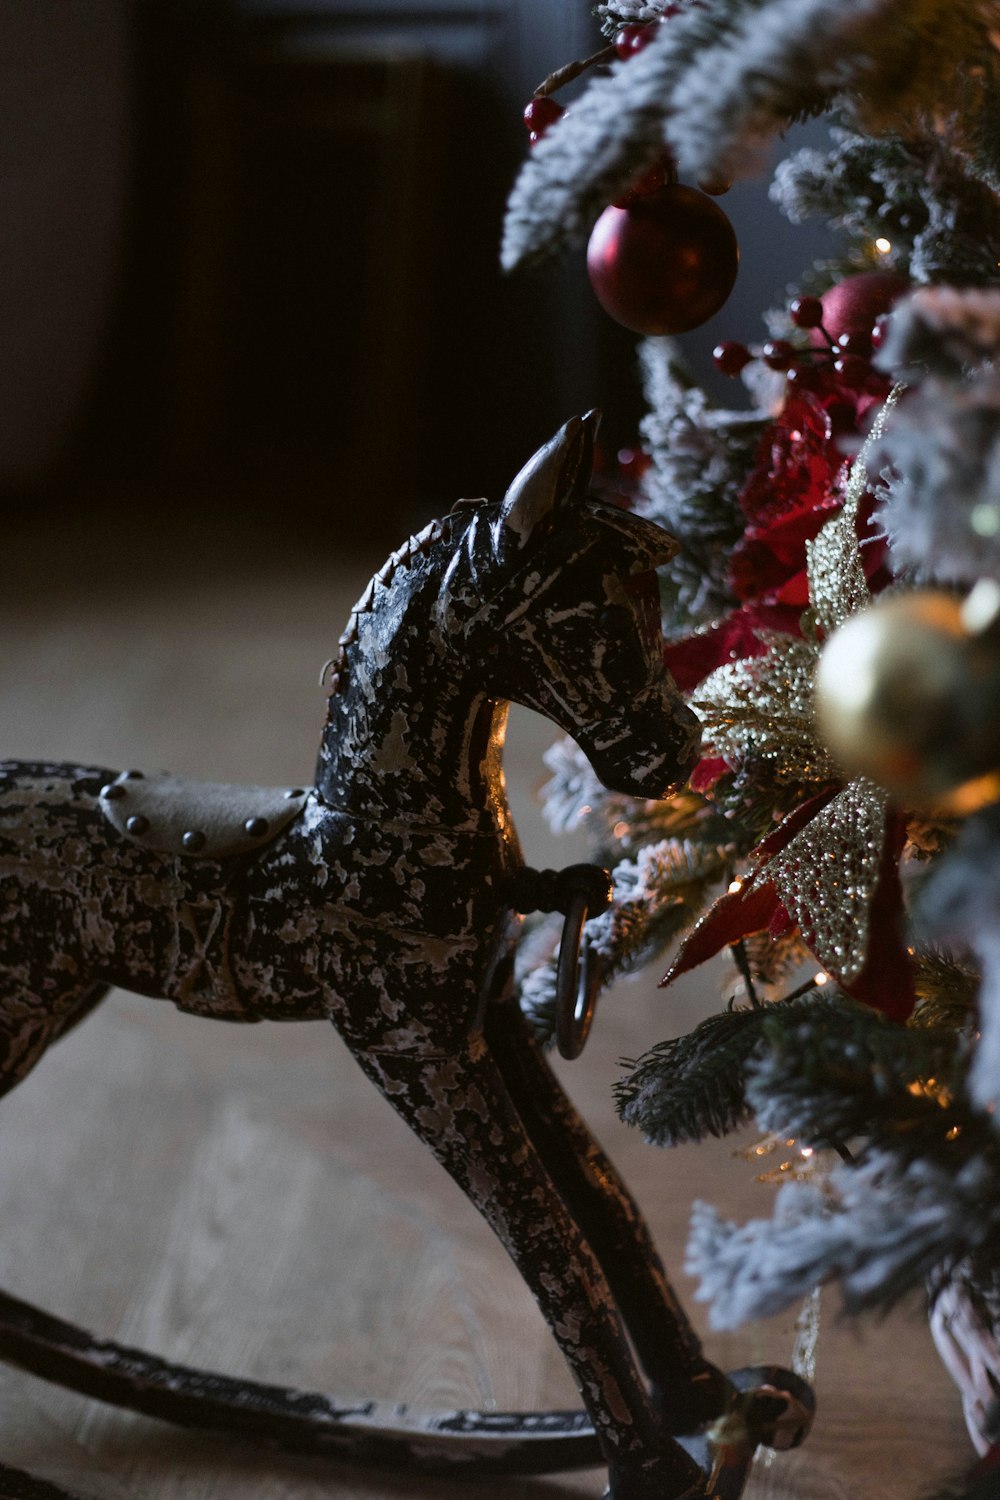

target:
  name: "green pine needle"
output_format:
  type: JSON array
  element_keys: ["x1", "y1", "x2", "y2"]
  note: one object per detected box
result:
[{"x1": 615, "y1": 1005, "x2": 772, "y2": 1146}]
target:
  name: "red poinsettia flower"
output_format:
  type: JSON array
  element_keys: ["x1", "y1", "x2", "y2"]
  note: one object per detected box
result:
[{"x1": 665, "y1": 363, "x2": 893, "y2": 690}]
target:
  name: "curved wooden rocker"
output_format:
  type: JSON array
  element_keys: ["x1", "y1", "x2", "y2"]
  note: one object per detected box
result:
[{"x1": 0, "y1": 1284, "x2": 813, "y2": 1498}]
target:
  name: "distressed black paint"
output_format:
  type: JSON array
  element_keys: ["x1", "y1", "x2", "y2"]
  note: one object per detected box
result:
[{"x1": 0, "y1": 417, "x2": 809, "y2": 1499}]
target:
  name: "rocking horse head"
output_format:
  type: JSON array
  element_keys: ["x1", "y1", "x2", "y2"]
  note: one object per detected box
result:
[{"x1": 444, "y1": 411, "x2": 700, "y2": 800}]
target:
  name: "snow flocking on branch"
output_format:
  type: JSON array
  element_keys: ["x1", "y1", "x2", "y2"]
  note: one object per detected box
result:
[
  {"x1": 873, "y1": 286, "x2": 1000, "y2": 584},
  {"x1": 502, "y1": 0, "x2": 975, "y2": 272},
  {"x1": 687, "y1": 1148, "x2": 1000, "y2": 1328}
]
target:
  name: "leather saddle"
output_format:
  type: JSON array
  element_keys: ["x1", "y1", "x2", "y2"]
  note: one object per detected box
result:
[{"x1": 98, "y1": 771, "x2": 310, "y2": 860}]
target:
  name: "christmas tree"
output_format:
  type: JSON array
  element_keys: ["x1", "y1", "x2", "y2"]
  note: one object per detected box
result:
[{"x1": 504, "y1": 5, "x2": 1000, "y2": 1497}]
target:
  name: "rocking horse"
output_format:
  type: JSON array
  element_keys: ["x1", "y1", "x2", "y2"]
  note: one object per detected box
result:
[{"x1": 0, "y1": 413, "x2": 812, "y2": 1500}]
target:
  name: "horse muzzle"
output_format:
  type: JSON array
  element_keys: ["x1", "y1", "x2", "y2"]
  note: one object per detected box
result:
[{"x1": 578, "y1": 690, "x2": 701, "y2": 800}]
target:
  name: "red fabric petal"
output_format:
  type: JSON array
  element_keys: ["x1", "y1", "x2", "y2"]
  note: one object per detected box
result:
[
  {"x1": 750, "y1": 788, "x2": 840, "y2": 866},
  {"x1": 660, "y1": 880, "x2": 780, "y2": 987},
  {"x1": 663, "y1": 603, "x2": 799, "y2": 692},
  {"x1": 690, "y1": 756, "x2": 730, "y2": 793},
  {"x1": 769, "y1": 567, "x2": 811, "y2": 607},
  {"x1": 660, "y1": 791, "x2": 840, "y2": 987},
  {"x1": 838, "y1": 814, "x2": 915, "y2": 1022}
]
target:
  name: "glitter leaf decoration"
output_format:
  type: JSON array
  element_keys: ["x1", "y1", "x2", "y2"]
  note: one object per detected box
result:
[
  {"x1": 694, "y1": 636, "x2": 838, "y2": 786},
  {"x1": 805, "y1": 384, "x2": 902, "y2": 638},
  {"x1": 764, "y1": 777, "x2": 890, "y2": 985}
]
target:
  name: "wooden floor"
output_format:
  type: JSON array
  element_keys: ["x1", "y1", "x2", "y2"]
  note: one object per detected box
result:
[{"x1": 0, "y1": 502, "x2": 973, "y2": 1499}]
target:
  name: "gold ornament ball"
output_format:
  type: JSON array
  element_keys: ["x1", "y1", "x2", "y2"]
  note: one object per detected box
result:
[{"x1": 814, "y1": 589, "x2": 1000, "y2": 805}]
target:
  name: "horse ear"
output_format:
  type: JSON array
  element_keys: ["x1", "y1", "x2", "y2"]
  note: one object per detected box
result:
[{"x1": 498, "y1": 410, "x2": 600, "y2": 546}]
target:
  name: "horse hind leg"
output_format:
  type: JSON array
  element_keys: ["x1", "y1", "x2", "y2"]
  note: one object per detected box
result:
[
  {"x1": 484, "y1": 997, "x2": 731, "y2": 1435},
  {"x1": 0, "y1": 980, "x2": 106, "y2": 1104},
  {"x1": 351, "y1": 1034, "x2": 705, "y2": 1500}
]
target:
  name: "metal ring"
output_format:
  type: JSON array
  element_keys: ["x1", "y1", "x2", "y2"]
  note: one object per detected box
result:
[{"x1": 555, "y1": 890, "x2": 602, "y2": 1061}]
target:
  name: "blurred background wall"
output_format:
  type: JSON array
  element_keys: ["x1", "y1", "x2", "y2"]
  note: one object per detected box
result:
[{"x1": 0, "y1": 0, "x2": 835, "y2": 542}]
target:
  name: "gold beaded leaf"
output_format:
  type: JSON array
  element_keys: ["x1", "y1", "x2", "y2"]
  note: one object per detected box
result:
[
  {"x1": 806, "y1": 512, "x2": 870, "y2": 637},
  {"x1": 764, "y1": 777, "x2": 889, "y2": 984},
  {"x1": 693, "y1": 637, "x2": 838, "y2": 786},
  {"x1": 805, "y1": 384, "x2": 902, "y2": 638}
]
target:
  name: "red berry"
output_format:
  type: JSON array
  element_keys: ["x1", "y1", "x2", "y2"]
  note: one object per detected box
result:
[
  {"x1": 871, "y1": 314, "x2": 891, "y2": 350},
  {"x1": 523, "y1": 96, "x2": 564, "y2": 134},
  {"x1": 762, "y1": 339, "x2": 796, "y2": 371},
  {"x1": 615, "y1": 22, "x2": 656, "y2": 58},
  {"x1": 713, "y1": 340, "x2": 752, "y2": 376},
  {"x1": 836, "y1": 330, "x2": 872, "y2": 358},
  {"x1": 698, "y1": 172, "x2": 733, "y2": 197},
  {"x1": 785, "y1": 362, "x2": 822, "y2": 392},
  {"x1": 833, "y1": 354, "x2": 870, "y2": 389},
  {"x1": 789, "y1": 295, "x2": 824, "y2": 330},
  {"x1": 614, "y1": 154, "x2": 675, "y2": 208}
]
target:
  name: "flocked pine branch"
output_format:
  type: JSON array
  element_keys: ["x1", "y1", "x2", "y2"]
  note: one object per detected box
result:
[
  {"x1": 772, "y1": 123, "x2": 1000, "y2": 286},
  {"x1": 745, "y1": 992, "x2": 965, "y2": 1145},
  {"x1": 683, "y1": 993, "x2": 1000, "y2": 1325},
  {"x1": 502, "y1": 10, "x2": 719, "y2": 270},
  {"x1": 503, "y1": 0, "x2": 1000, "y2": 270},
  {"x1": 683, "y1": 1134, "x2": 1000, "y2": 1326},
  {"x1": 635, "y1": 339, "x2": 763, "y2": 627},
  {"x1": 910, "y1": 949, "x2": 981, "y2": 1031},
  {"x1": 540, "y1": 734, "x2": 742, "y2": 858},
  {"x1": 687, "y1": 1119, "x2": 1000, "y2": 1327},
  {"x1": 615, "y1": 1004, "x2": 771, "y2": 1147},
  {"x1": 596, "y1": 2, "x2": 679, "y2": 38},
  {"x1": 539, "y1": 735, "x2": 608, "y2": 836},
  {"x1": 873, "y1": 288, "x2": 1000, "y2": 585},
  {"x1": 919, "y1": 804, "x2": 1000, "y2": 1127}
]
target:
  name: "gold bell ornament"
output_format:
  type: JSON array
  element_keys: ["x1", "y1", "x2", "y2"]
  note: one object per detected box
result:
[{"x1": 814, "y1": 580, "x2": 1000, "y2": 811}]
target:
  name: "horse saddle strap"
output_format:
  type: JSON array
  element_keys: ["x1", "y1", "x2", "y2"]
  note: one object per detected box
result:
[{"x1": 98, "y1": 771, "x2": 309, "y2": 860}]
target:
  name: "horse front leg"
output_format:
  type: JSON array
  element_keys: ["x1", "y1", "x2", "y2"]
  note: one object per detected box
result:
[
  {"x1": 349, "y1": 1031, "x2": 705, "y2": 1500},
  {"x1": 484, "y1": 996, "x2": 731, "y2": 1437}
]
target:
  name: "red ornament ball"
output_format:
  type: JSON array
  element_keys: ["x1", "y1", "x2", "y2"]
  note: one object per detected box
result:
[
  {"x1": 586, "y1": 184, "x2": 739, "y2": 336},
  {"x1": 812, "y1": 271, "x2": 908, "y2": 346}
]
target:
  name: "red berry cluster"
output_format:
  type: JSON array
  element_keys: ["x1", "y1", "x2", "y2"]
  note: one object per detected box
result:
[
  {"x1": 712, "y1": 293, "x2": 891, "y2": 395},
  {"x1": 521, "y1": 6, "x2": 688, "y2": 149},
  {"x1": 614, "y1": 10, "x2": 679, "y2": 57}
]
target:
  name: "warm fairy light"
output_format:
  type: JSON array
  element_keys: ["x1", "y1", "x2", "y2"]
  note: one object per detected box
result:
[
  {"x1": 814, "y1": 971, "x2": 830, "y2": 986},
  {"x1": 874, "y1": 236, "x2": 892, "y2": 254},
  {"x1": 613, "y1": 820, "x2": 630, "y2": 839},
  {"x1": 728, "y1": 878, "x2": 743, "y2": 894},
  {"x1": 946, "y1": 1125, "x2": 961, "y2": 1141},
  {"x1": 800, "y1": 1146, "x2": 814, "y2": 1159}
]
